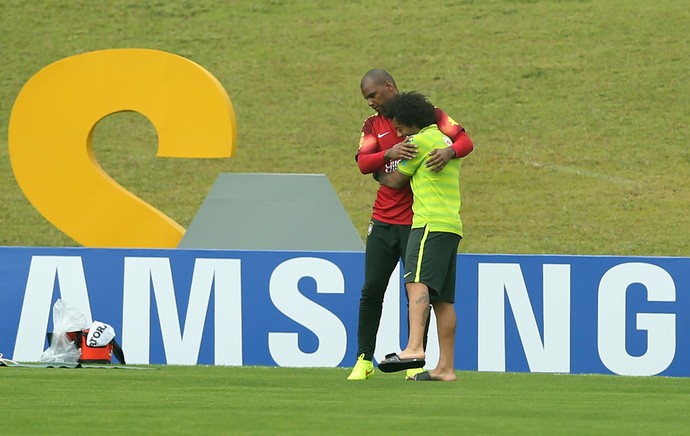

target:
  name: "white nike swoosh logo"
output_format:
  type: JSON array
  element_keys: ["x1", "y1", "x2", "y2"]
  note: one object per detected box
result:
[
  {"x1": 377, "y1": 132, "x2": 390, "y2": 138},
  {"x1": 404, "y1": 272, "x2": 412, "y2": 277}
]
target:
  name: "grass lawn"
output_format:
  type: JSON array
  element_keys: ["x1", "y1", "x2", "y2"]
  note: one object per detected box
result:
[
  {"x1": 1, "y1": 0, "x2": 688, "y2": 255},
  {"x1": 2, "y1": 365, "x2": 689, "y2": 434}
]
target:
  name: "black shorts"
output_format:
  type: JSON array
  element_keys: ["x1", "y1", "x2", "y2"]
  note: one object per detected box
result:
[{"x1": 404, "y1": 227, "x2": 461, "y2": 303}]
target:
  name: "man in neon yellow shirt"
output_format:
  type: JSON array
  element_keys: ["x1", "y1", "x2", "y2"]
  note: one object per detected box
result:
[{"x1": 374, "y1": 91, "x2": 463, "y2": 381}]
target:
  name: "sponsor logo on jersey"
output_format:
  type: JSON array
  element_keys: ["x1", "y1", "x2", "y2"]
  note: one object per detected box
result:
[{"x1": 385, "y1": 159, "x2": 400, "y2": 174}]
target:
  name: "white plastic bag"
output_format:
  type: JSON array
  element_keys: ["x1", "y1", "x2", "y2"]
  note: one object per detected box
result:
[{"x1": 40, "y1": 299, "x2": 90, "y2": 363}]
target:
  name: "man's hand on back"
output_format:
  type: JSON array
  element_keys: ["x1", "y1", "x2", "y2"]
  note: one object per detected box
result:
[
  {"x1": 384, "y1": 139, "x2": 417, "y2": 162},
  {"x1": 426, "y1": 146, "x2": 456, "y2": 172}
]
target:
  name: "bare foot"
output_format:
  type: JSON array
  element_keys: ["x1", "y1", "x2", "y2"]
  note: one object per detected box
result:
[
  {"x1": 428, "y1": 369, "x2": 457, "y2": 381},
  {"x1": 397, "y1": 348, "x2": 425, "y2": 361}
]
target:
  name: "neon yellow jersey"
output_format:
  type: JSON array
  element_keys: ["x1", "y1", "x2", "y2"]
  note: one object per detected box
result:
[{"x1": 397, "y1": 124, "x2": 463, "y2": 236}]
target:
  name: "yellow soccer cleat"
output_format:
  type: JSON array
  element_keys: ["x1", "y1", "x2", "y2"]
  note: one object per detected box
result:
[
  {"x1": 347, "y1": 354, "x2": 374, "y2": 380},
  {"x1": 405, "y1": 367, "x2": 426, "y2": 380}
]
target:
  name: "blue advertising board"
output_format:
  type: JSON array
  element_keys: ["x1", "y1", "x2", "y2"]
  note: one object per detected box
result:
[{"x1": 1, "y1": 247, "x2": 687, "y2": 376}]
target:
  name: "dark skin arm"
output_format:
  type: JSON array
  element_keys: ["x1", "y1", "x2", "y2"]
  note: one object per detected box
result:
[
  {"x1": 384, "y1": 139, "x2": 417, "y2": 162},
  {"x1": 373, "y1": 168, "x2": 410, "y2": 189},
  {"x1": 425, "y1": 146, "x2": 456, "y2": 172}
]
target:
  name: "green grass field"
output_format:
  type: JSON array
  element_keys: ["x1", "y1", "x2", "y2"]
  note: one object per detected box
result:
[
  {"x1": 2, "y1": 0, "x2": 690, "y2": 434},
  {"x1": 1, "y1": 0, "x2": 689, "y2": 254},
  {"x1": 2, "y1": 365, "x2": 689, "y2": 435}
]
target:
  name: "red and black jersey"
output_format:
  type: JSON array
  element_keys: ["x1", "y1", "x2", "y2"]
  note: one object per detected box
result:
[
  {"x1": 355, "y1": 108, "x2": 473, "y2": 225},
  {"x1": 356, "y1": 114, "x2": 413, "y2": 225}
]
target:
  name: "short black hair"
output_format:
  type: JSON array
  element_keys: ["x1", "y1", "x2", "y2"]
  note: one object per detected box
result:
[
  {"x1": 380, "y1": 91, "x2": 436, "y2": 129},
  {"x1": 360, "y1": 69, "x2": 398, "y2": 90}
]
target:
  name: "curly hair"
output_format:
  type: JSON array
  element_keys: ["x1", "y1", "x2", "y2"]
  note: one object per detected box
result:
[{"x1": 380, "y1": 91, "x2": 436, "y2": 128}]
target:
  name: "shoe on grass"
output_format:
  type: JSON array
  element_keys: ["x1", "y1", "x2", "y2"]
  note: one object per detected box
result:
[
  {"x1": 347, "y1": 353, "x2": 374, "y2": 380},
  {"x1": 405, "y1": 367, "x2": 426, "y2": 380}
]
